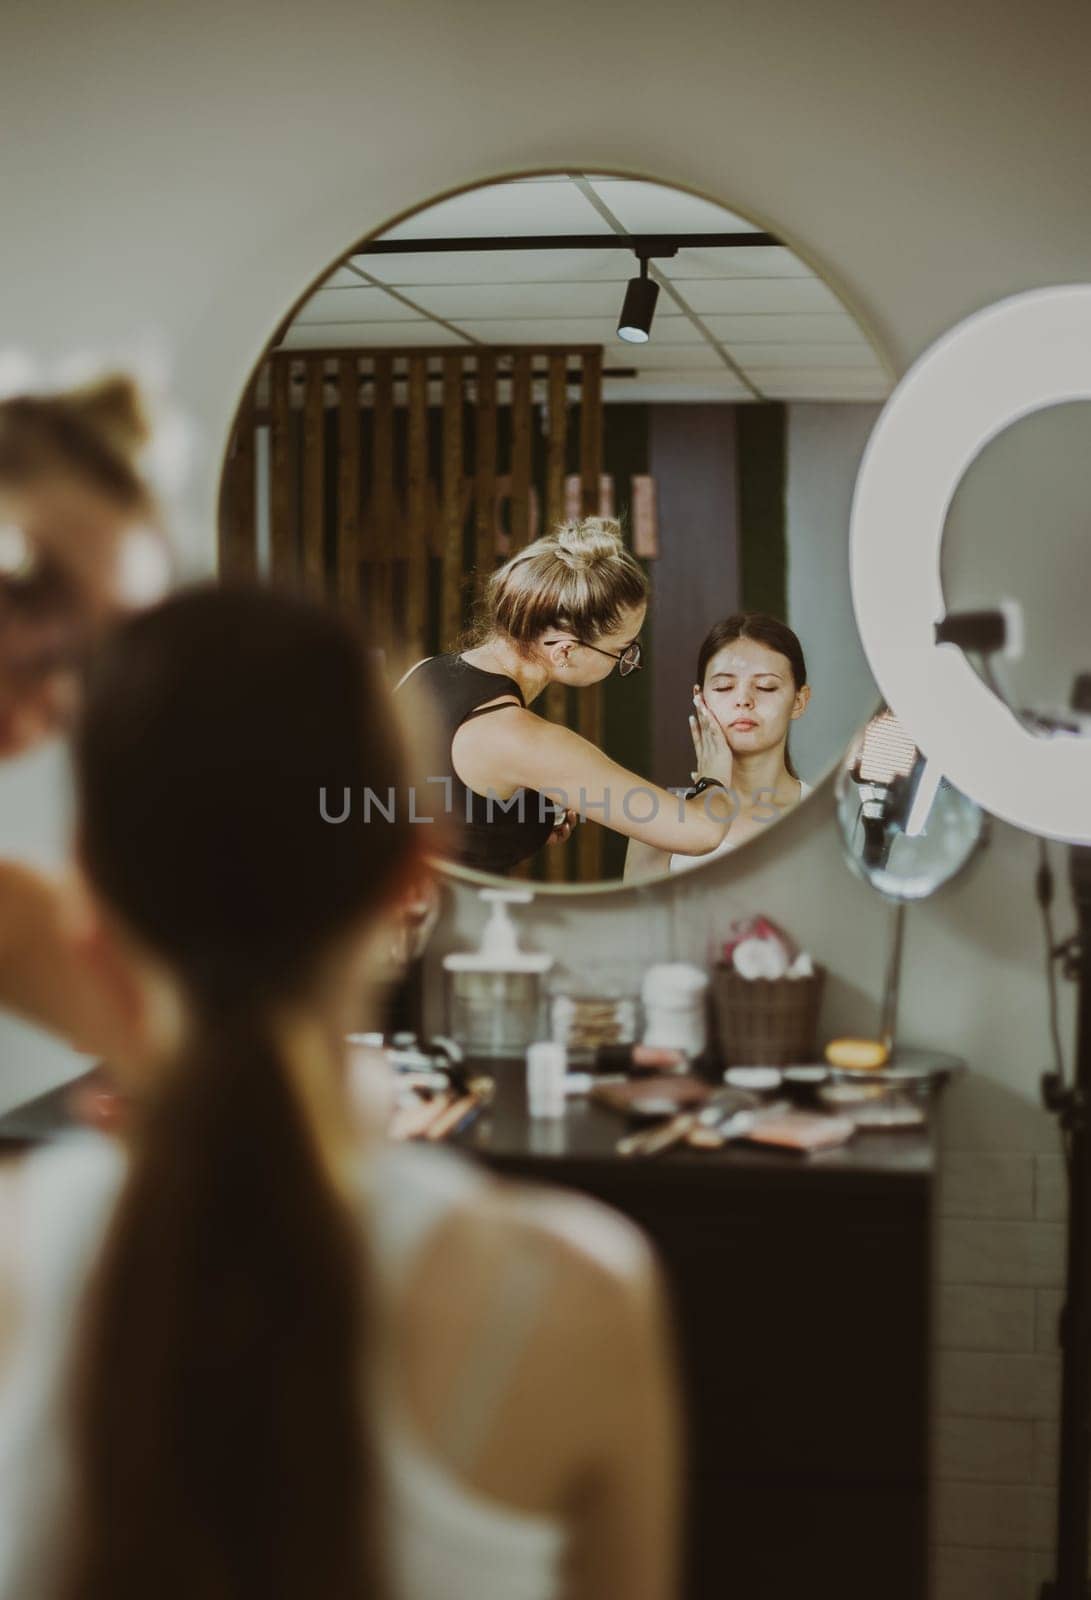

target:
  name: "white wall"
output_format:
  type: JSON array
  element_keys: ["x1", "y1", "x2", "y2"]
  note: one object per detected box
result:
[
  {"x1": 785, "y1": 402, "x2": 882, "y2": 782},
  {"x1": 2, "y1": 3, "x2": 1089, "y2": 1593}
]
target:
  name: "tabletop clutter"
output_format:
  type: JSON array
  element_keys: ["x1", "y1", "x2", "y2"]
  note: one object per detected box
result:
[{"x1": 357, "y1": 892, "x2": 929, "y2": 1156}]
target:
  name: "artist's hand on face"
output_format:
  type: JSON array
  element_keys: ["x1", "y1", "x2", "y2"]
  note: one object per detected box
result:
[
  {"x1": 689, "y1": 685, "x2": 734, "y2": 789},
  {"x1": 546, "y1": 807, "x2": 578, "y2": 846}
]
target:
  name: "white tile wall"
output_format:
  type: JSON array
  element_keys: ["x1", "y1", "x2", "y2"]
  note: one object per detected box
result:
[{"x1": 933, "y1": 1077, "x2": 1067, "y2": 1600}]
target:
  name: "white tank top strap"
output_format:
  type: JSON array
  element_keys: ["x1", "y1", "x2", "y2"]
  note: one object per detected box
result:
[
  {"x1": 429, "y1": 1238, "x2": 552, "y2": 1474},
  {"x1": 365, "y1": 1142, "x2": 554, "y2": 1470},
  {"x1": 364, "y1": 1143, "x2": 566, "y2": 1600},
  {"x1": 364, "y1": 1140, "x2": 486, "y2": 1290}
]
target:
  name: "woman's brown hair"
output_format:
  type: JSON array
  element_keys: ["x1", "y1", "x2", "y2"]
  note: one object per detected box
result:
[
  {"x1": 464, "y1": 515, "x2": 648, "y2": 651},
  {"x1": 60, "y1": 584, "x2": 418, "y2": 1600}
]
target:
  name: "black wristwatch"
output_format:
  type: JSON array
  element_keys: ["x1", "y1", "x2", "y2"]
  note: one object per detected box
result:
[{"x1": 684, "y1": 776, "x2": 727, "y2": 800}]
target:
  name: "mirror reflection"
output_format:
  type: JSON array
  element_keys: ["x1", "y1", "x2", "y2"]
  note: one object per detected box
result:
[{"x1": 219, "y1": 171, "x2": 894, "y2": 886}]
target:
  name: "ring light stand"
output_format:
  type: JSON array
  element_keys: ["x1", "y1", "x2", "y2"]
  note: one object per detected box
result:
[{"x1": 848, "y1": 286, "x2": 1091, "y2": 1599}]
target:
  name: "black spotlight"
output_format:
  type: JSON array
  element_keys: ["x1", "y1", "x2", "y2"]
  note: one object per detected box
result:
[{"x1": 617, "y1": 257, "x2": 659, "y2": 344}]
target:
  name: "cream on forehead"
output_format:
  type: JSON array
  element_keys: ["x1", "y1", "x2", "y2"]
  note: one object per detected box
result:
[{"x1": 705, "y1": 640, "x2": 790, "y2": 678}]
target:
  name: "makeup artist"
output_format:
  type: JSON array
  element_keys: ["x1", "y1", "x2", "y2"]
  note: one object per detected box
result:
[
  {"x1": 0, "y1": 376, "x2": 170, "y2": 1068},
  {"x1": 395, "y1": 516, "x2": 737, "y2": 875}
]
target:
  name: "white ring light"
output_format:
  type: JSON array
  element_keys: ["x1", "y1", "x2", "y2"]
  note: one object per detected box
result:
[{"x1": 850, "y1": 285, "x2": 1091, "y2": 845}]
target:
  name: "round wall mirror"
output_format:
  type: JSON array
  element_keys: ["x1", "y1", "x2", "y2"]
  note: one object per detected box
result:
[{"x1": 218, "y1": 170, "x2": 894, "y2": 891}]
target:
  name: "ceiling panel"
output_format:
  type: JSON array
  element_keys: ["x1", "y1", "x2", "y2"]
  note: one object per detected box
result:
[
  {"x1": 677, "y1": 278, "x2": 847, "y2": 316},
  {"x1": 406, "y1": 280, "x2": 624, "y2": 321},
  {"x1": 380, "y1": 180, "x2": 610, "y2": 240},
  {"x1": 350, "y1": 248, "x2": 638, "y2": 286},
  {"x1": 278, "y1": 322, "x2": 464, "y2": 350},
  {"x1": 698, "y1": 312, "x2": 873, "y2": 344},
  {"x1": 603, "y1": 376, "x2": 756, "y2": 404},
  {"x1": 751, "y1": 372, "x2": 892, "y2": 401},
  {"x1": 612, "y1": 343, "x2": 733, "y2": 371},
  {"x1": 451, "y1": 315, "x2": 707, "y2": 346},
  {"x1": 277, "y1": 175, "x2": 890, "y2": 401},
  {"x1": 586, "y1": 178, "x2": 759, "y2": 235},
  {"x1": 665, "y1": 245, "x2": 811, "y2": 280},
  {"x1": 729, "y1": 342, "x2": 887, "y2": 369},
  {"x1": 294, "y1": 285, "x2": 422, "y2": 324}
]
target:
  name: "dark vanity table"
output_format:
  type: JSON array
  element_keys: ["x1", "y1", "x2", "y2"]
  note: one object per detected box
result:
[
  {"x1": 0, "y1": 1064, "x2": 934, "y2": 1600},
  {"x1": 453, "y1": 1057, "x2": 934, "y2": 1600}
]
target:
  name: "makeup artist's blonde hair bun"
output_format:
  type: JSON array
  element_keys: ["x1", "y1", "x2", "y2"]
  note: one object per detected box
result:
[
  {"x1": 0, "y1": 372, "x2": 154, "y2": 511},
  {"x1": 470, "y1": 516, "x2": 648, "y2": 651},
  {"x1": 553, "y1": 516, "x2": 628, "y2": 565},
  {"x1": 64, "y1": 374, "x2": 152, "y2": 461}
]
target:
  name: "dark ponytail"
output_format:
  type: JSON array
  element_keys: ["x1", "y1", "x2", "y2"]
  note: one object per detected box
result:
[
  {"x1": 63, "y1": 1014, "x2": 381, "y2": 1600},
  {"x1": 62, "y1": 584, "x2": 418, "y2": 1600},
  {"x1": 696, "y1": 611, "x2": 808, "y2": 781}
]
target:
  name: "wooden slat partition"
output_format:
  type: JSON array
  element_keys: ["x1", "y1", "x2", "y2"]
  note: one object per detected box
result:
[
  {"x1": 369, "y1": 354, "x2": 396, "y2": 661},
  {"x1": 301, "y1": 357, "x2": 326, "y2": 598},
  {"x1": 506, "y1": 353, "x2": 537, "y2": 883},
  {"x1": 440, "y1": 353, "x2": 464, "y2": 650},
  {"x1": 546, "y1": 353, "x2": 568, "y2": 535},
  {"x1": 543, "y1": 352, "x2": 570, "y2": 882},
  {"x1": 337, "y1": 356, "x2": 361, "y2": 610},
  {"x1": 473, "y1": 352, "x2": 497, "y2": 602},
  {"x1": 577, "y1": 349, "x2": 605, "y2": 882},
  {"x1": 223, "y1": 341, "x2": 610, "y2": 883},
  {"x1": 509, "y1": 352, "x2": 532, "y2": 553},
  {"x1": 406, "y1": 354, "x2": 429, "y2": 658},
  {"x1": 269, "y1": 356, "x2": 297, "y2": 585},
  {"x1": 579, "y1": 350, "x2": 603, "y2": 514}
]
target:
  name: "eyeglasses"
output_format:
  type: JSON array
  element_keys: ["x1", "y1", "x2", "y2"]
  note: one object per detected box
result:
[{"x1": 543, "y1": 636, "x2": 643, "y2": 677}]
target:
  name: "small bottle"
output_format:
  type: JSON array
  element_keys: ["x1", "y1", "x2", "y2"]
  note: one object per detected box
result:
[{"x1": 527, "y1": 1039, "x2": 567, "y2": 1118}]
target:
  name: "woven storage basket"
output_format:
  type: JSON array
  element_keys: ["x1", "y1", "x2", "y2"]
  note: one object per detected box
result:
[{"x1": 711, "y1": 963, "x2": 826, "y2": 1067}]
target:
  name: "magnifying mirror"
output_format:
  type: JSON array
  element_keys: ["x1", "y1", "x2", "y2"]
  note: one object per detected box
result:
[{"x1": 834, "y1": 706, "x2": 987, "y2": 1058}]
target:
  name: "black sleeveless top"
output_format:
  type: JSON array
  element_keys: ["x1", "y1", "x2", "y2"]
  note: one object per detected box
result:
[{"x1": 395, "y1": 654, "x2": 559, "y2": 875}]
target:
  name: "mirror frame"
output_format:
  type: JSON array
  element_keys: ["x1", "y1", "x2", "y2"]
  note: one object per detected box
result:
[{"x1": 216, "y1": 163, "x2": 898, "y2": 897}]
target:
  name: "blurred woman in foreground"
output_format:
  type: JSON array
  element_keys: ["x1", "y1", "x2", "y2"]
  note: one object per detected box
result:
[
  {"x1": 0, "y1": 585, "x2": 680, "y2": 1600},
  {"x1": 0, "y1": 375, "x2": 170, "y2": 1061}
]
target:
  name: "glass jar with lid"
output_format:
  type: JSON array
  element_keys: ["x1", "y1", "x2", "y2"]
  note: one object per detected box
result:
[{"x1": 547, "y1": 963, "x2": 641, "y2": 1063}]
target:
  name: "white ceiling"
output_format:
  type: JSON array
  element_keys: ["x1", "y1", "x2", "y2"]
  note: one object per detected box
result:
[{"x1": 278, "y1": 174, "x2": 893, "y2": 404}]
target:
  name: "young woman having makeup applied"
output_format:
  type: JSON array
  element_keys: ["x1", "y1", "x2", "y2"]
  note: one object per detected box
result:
[
  {"x1": 396, "y1": 516, "x2": 736, "y2": 876},
  {"x1": 624, "y1": 613, "x2": 812, "y2": 881},
  {"x1": 0, "y1": 585, "x2": 681, "y2": 1600}
]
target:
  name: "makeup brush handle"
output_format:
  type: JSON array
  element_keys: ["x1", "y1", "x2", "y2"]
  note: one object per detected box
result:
[
  {"x1": 425, "y1": 1093, "x2": 478, "y2": 1142},
  {"x1": 619, "y1": 1111, "x2": 698, "y2": 1158}
]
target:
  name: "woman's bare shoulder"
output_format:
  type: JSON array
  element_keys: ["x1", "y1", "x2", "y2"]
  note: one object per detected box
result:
[{"x1": 453, "y1": 1167, "x2": 661, "y2": 1314}]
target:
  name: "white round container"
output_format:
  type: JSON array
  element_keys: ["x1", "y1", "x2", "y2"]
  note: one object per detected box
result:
[{"x1": 641, "y1": 962, "x2": 709, "y2": 1060}]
